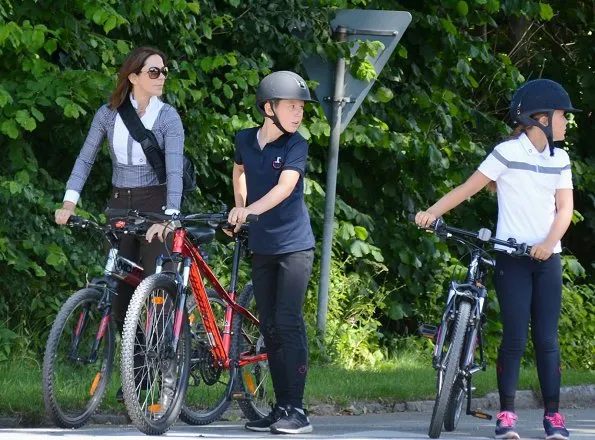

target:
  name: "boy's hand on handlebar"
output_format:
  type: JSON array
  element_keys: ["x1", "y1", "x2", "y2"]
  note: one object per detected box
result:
[
  {"x1": 530, "y1": 242, "x2": 554, "y2": 261},
  {"x1": 228, "y1": 207, "x2": 255, "y2": 233},
  {"x1": 415, "y1": 210, "x2": 438, "y2": 228}
]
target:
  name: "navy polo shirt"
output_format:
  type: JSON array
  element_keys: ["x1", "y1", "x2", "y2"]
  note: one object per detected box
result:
[{"x1": 234, "y1": 127, "x2": 315, "y2": 255}]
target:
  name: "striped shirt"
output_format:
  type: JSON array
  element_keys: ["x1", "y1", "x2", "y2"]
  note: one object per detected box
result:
[
  {"x1": 64, "y1": 95, "x2": 184, "y2": 211},
  {"x1": 478, "y1": 133, "x2": 572, "y2": 253}
]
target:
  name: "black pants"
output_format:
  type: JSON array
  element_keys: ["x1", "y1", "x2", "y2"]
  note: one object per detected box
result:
[
  {"x1": 494, "y1": 252, "x2": 562, "y2": 412},
  {"x1": 107, "y1": 185, "x2": 171, "y2": 330},
  {"x1": 251, "y1": 249, "x2": 314, "y2": 409}
]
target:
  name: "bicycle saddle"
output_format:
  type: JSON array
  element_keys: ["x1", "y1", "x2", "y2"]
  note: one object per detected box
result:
[{"x1": 186, "y1": 227, "x2": 216, "y2": 245}]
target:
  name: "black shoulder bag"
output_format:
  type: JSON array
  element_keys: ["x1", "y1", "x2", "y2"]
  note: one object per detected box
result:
[{"x1": 117, "y1": 97, "x2": 197, "y2": 195}]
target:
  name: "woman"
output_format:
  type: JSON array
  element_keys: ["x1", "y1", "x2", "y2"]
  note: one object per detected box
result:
[
  {"x1": 55, "y1": 46, "x2": 184, "y2": 402},
  {"x1": 415, "y1": 79, "x2": 580, "y2": 440}
]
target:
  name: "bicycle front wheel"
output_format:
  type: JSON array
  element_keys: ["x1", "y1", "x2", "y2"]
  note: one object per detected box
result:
[
  {"x1": 231, "y1": 284, "x2": 273, "y2": 421},
  {"x1": 42, "y1": 287, "x2": 116, "y2": 428},
  {"x1": 180, "y1": 288, "x2": 232, "y2": 425},
  {"x1": 428, "y1": 300, "x2": 471, "y2": 439},
  {"x1": 121, "y1": 273, "x2": 190, "y2": 435}
]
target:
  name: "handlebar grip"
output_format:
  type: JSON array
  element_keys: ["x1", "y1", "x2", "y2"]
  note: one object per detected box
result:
[
  {"x1": 66, "y1": 215, "x2": 85, "y2": 226},
  {"x1": 246, "y1": 214, "x2": 259, "y2": 222}
]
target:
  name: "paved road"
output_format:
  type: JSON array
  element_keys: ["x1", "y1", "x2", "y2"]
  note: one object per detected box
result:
[{"x1": 2, "y1": 408, "x2": 594, "y2": 439}]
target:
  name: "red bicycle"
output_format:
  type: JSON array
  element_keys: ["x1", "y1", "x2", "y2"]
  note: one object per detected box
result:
[{"x1": 111, "y1": 209, "x2": 272, "y2": 435}]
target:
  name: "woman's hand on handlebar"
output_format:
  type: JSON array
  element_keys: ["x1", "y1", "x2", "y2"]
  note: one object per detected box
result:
[
  {"x1": 228, "y1": 206, "x2": 255, "y2": 233},
  {"x1": 530, "y1": 242, "x2": 554, "y2": 261},
  {"x1": 415, "y1": 210, "x2": 438, "y2": 228},
  {"x1": 55, "y1": 201, "x2": 76, "y2": 225},
  {"x1": 146, "y1": 222, "x2": 176, "y2": 243}
]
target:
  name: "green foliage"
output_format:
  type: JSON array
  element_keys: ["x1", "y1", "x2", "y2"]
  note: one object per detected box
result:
[{"x1": 1, "y1": 0, "x2": 594, "y2": 371}]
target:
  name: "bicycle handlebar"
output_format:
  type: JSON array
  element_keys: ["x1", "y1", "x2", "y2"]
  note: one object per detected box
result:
[
  {"x1": 408, "y1": 214, "x2": 532, "y2": 257},
  {"x1": 105, "y1": 209, "x2": 259, "y2": 226},
  {"x1": 66, "y1": 215, "x2": 149, "y2": 235}
]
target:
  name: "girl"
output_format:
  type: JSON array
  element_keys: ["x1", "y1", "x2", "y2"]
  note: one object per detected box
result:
[
  {"x1": 415, "y1": 79, "x2": 580, "y2": 440},
  {"x1": 228, "y1": 71, "x2": 317, "y2": 434},
  {"x1": 55, "y1": 46, "x2": 184, "y2": 403}
]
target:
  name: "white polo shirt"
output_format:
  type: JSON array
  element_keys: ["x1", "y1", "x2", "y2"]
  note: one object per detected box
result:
[{"x1": 478, "y1": 133, "x2": 572, "y2": 253}]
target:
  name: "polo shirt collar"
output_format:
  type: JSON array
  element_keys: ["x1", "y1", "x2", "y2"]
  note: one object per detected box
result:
[
  {"x1": 254, "y1": 127, "x2": 291, "y2": 150},
  {"x1": 519, "y1": 132, "x2": 550, "y2": 158}
]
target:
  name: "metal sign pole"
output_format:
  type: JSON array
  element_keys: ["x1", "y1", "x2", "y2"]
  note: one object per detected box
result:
[{"x1": 317, "y1": 27, "x2": 348, "y2": 335}]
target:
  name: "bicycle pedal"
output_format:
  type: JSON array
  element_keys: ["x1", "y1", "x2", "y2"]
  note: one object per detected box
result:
[
  {"x1": 231, "y1": 391, "x2": 253, "y2": 401},
  {"x1": 418, "y1": 324, "x2": 438, "y2": 340},
  {"x1": 468, "y1": 410, "x2": 492, "y2": 420}
]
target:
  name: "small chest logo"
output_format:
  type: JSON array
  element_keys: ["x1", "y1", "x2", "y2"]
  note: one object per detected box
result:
[{"x1": 272, "y1": 156, "x2": 284, "y2": 170}]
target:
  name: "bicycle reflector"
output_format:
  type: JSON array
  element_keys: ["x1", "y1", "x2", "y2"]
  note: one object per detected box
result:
[{"x1": 115, "y1": 220, "x2": 127, "y2": 228}]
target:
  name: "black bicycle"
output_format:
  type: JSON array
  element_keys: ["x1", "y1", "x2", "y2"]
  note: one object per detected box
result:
[
  {"x1": 42, "y1": 215, "x2": 148, "y2": 428},
  {"x1": 413, "y1": 217, "x2": 531, "y2": 439}
]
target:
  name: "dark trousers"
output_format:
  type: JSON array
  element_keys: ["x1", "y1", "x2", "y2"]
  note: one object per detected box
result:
[
  {"x1": 107, "y1": 184, "x2": 171, "y2": 330},
  {"x1": 251, "y1": 249, "x2": 314, "y2": 409},
  {"x1": 494, "y1": 253, "x2": 563, "y2": 412}
]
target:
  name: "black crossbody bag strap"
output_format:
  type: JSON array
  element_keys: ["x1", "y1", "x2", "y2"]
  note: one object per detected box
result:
[{"x1": 117, "y1": 97, "x2": 166, "y2": 184}]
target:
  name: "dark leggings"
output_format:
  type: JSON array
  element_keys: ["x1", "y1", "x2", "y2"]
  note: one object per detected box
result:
[
  {"x1": 107, "y1": 185, "x2": 172, "y2": 330},
  {"x1": 251, "y1": 249, "x2": 314, "y2": 409},
  {"x1": 494, "y1": 252, "x2": 562, "y2": 413}
]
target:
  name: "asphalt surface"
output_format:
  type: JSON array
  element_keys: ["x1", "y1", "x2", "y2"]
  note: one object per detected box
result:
[{"x1": 1, "y1": 408, "x2": 594, "y2": 439}]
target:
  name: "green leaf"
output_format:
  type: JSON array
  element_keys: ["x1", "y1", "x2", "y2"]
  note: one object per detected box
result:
[
  {"x1": 354, "y1": 226, "x2": 369, "y2": 241},
  {"x1": 376, "y1": 86, "x2": 394, "y2": 103},
  {"x1": 350, "y1": 240, "x2": 370, "y2": 258},
  {"x1": 0, "y1": 87, "x2": 13, "y2": 108},
  {"x1": 104, "y1": 15, "x2": 117, "y2": 34},
  {"x1": 187, "y1": 2, "x2": 200, "y2": 14},
  {"x1": 212, "y1": 77, "x2": 222, "y2": 89},
  {"x1": 223, "y1": 84, "x2": 233, "y2": 99},
  {"x1": 15, "y1": 110, "x2": 36, "y2": 131},
  {"x1": 440, "y1": 19, "x2": 457, "y2": 36},
  {"x1": 229, "y1": 0, "x2": 241, "y2": 7},
  {"x1": 43, "y1": 38, "x2": 57, "y2": 55},
  {"x1": 457, "y1": 1, "x2": 469, "y2": 16},
  {"x1": 539, "y1": 3, "x2": 554, "y2": 21},
  {"x1": 116, "y1": 40, "x2": 128, "y2": 54},
  {"x1": 1, "y1": 119, "x2": 18, "y2": 139}
]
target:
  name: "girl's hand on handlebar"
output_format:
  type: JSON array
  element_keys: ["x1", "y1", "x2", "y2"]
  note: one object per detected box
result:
[
  {"x1": 415, "y1": 210, "x2": 438, "y2": 228},
  {"x1": 530, "y1": 242, "x2": 554, "y2": 261},
  {"x1": 228, "y1": 206, "x2": 255, "y2": 233}
]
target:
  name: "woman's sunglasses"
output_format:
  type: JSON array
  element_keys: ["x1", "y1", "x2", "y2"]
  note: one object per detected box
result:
[{"x1": 140, "y1": 66, "x2": 169, "y2": 79}]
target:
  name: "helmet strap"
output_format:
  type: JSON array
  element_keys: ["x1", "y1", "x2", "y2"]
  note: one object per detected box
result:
[
  {"x1": 518, "y1": 111, "x2": 555, "y2": 156},
  {"x1": 264, "y1": 100, "x2": 291, "y2": 136}
]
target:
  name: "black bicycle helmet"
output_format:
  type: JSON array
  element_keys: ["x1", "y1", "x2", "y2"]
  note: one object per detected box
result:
[{"x1": 509, "y1": 79, "x2": 581, "y2": 155}]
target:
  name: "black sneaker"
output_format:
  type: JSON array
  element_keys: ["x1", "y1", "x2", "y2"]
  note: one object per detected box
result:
[
  {"x1": 245, "y1": 405, "x2": 284, "y2": 432},
  {"x1": 270, "y1": 405, "x2": 313, "y2": 434}
]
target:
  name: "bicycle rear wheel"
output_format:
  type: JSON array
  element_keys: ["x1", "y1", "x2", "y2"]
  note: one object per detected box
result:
[
  {"x1": 180, "y1": 288, "x2": 232, "y2": 425},
  {"x1": 428, "y1": 300, "x2": 471, "y2": 439},
  {"x1": 42, "y1": 287, "x2": 116, "y2": 428},
  {"x1": 121, "y1": 273, "x2": 190, "y2": 435},
  {"x1": 230, "y1": 284, "x2": 273, "y2": 421}
]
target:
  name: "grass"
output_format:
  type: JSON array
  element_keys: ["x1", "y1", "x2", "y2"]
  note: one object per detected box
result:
[{"x1": 1, "y1": 351, "x2": 594, "y2": 424}]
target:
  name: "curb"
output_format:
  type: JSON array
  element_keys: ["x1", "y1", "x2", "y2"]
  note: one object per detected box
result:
[
  {"x1": 309, "y1": 384, "x2": 595, "y2": 416},
  {"x1": 1, "y1": 385, "x2": 594, "y2": 428}
]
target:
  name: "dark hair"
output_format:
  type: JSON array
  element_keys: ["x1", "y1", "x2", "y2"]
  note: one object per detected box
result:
[{"x1": 108, "y1": 47, "x2": 167, "y2": 110}]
